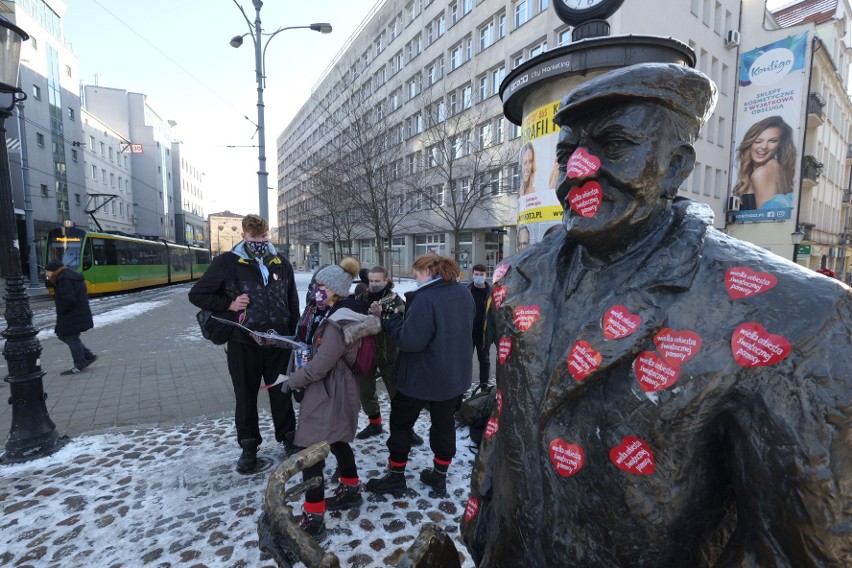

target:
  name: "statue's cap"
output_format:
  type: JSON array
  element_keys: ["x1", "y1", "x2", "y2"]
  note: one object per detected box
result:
[{"x1": 554, "y1": 63, "x2": 717, "y2": 129}]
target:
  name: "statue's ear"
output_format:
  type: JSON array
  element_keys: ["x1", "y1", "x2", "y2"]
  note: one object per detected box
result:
[{"x1": 663, "y1": 143, "x2": 696, "y2": 199}]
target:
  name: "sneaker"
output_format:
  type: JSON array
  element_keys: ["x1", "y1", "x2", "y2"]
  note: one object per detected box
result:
[
  {"x1": 85, "y1": 354, "x2": 98, "y2": 364},
  {"x1": 366, "y1": 469, "x2": 407, "y2": 494},
  {"x1": 60, "y1": 366, "x2": 86, "y2": 376},
  {"x1": 236, "y1": 447, "x2": 258, "y2": 473},
  {"x1": 411, "y1": 431, "x2": 424, "y2": 446},
  {"x1": 326, "y1": 483, "x2": 363, "y2": 511},
  {"x1": 356, "y1": 422, "x2": 383, "y2": 439},
  {"x1": 297, "y1": 511, "x2": 327, "y2": 541},
  {"x1": 420, "y1": 468, "x2": 447, "y2": 496}
]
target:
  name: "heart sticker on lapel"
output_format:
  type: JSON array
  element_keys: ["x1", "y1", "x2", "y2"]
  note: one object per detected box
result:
[
  {"x1": 567, "y1": 181, "x2": 602, "y2": 218},
  {"x1": 513, "y1": 305, "x2": 540, "y2": 332},
  {"x1": 566, "y1": 147, "x2": 601, "y2": 179},
  {"x1": 548, "y1": 439, "x2": 586, "y2": 478},
  {"x1": 492, "y1": 285, "x2": 507, "y2": 310},
  {"x1": 496, "y1": 389, "x2": 503, "y2": 416},
  {"x1": 633, "y1": 351, "x2": 681, "y2": 392},
  {"x1": 610, "y1": 436, "x2": 656, "y2": 475},
  {"x1": 498, "y1": 336, "x2": 512, "y2": 364},
  {"x1": 602, "y1": 305, "x2": 641, "y2": 339},
  {"x1": 653, "y1": 328, "x2": 702, "y2": 366},
  {"x1": 484, "y1": 417, "x2": 499, "y2": 440},
  {"x1": 568, "y1": 340, "x2": 602, "y2": 381},
  {"x1": 731, "y1": 322, "x2": 791, "y2": 367},
  {"x1": 464, "y1": 496, "x2": 480, "y2": 522},
  {"x1": 725, "y1": 267, "x2": 778, "y2": 299},
  {"x1": 492, "y1": 263, "x2": 510, "y2": 284}
]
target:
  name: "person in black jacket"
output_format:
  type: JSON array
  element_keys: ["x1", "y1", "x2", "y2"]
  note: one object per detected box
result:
[
  {"x1": 46, "y1": 259, "x2": 96, "y2": 375},
  {"x1": 189, "y1": 214, "x2": 300, "y2": 473},
  {"x1": 468, "y1": 263, "x2": 492, "y2": 387},
  {"x1": 365, "y1": 253, "x2": 475, "y2": 496}
]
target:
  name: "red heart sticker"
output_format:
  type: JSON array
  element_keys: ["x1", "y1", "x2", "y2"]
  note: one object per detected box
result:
[
  {"x1": 464, "y1": 496, "x2": 479, "y2": 522},
  {"x1": 731, "y1": 322, "x2": 791, "y2": 367},
  {"x1": 725, "y1": 267, "x2": 778, "y2": 299},
  {"x1": 513, "y1": 305, "x2": 540, "y2": 332},
  {"x1": 497, "y1": 336, "x2": 512, "y2": 364},
  {"x1": 567, "y1": 181, "x2": 602, "y2": 218},
  {"x1": 610, "y1": 436, "x2": 656, "y2": 475},
  {"x1": 492, "y1": 264, "x2": 510, "y2": 284},
  {"x1": 654, "y1": 328, "x2": 702, "y2": 366},
  {"x1": 496, "y1": 389, "x2": 503, "y2": 416},
  {"x1": 602, "y1": 305, "x2": 641, "y2": 339},
  {"x1": 548, "y1": 439, "x2": 586, "y2": 478},
  {"x1": 565, "y1": 147, "x2": 601, "y2": 179},
  {"x1": 568, "y1": 340, "x2": 602, "y2": 381},
  {"x1": 492, "y1": 286, "x2": 507, "y2": 310},
  {"x1": 484, "y1": 417, "x2": 499, "y2": 439},
  {"x1": 633, "y1": 351, "x2": 680, "y2": 392}
]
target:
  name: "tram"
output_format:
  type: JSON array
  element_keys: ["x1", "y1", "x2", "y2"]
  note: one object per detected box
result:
[{"x1": 45, "y1": 226, "x2": 211, "y2": 295}]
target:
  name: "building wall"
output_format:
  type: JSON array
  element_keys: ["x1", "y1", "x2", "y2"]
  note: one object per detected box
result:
[{"x1": 172, "y1": 141, "x2": 206, "y2": 247}]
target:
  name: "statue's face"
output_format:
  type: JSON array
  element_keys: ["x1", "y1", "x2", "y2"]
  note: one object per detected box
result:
[{"x1": 555, "y1": 103, "x2": 674, "y2": 246}]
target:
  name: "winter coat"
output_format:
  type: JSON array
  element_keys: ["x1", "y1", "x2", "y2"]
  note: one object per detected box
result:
[
  {"x1": 462, "y1": 199, "x2": 852, "y2": 567},
  {"x1": 287, "y1": 308, "x2": 381, "y2": 447},
  {"x1": 51, "y1": 267, "x2": 94, "y2": 337},
  {"x1": 188, "y1": 242, "x2": 299, "y2": 344},
  {"x1": 383, "y1": 278, "x2": 475, "y2": 401},
  {"x1": 356, "y1": 285, "x2": 406, "y2": 368},
  {"x1": 468, "y1": 281, "x2": 493, "y2": 347}
]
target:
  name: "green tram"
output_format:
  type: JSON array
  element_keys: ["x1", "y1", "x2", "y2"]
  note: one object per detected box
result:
[{"x1": 46, "y1": 226, "x2": 211, "y2": 295}]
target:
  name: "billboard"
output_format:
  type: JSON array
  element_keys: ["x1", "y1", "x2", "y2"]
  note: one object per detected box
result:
[
  {"x1": 516, "y1": 100, "x2": 563, "y2": 250},
  {"x1": 729, "y1": 33, "x2": 809, "y2": 223}
]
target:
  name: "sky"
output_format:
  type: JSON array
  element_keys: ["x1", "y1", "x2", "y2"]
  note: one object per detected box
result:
[{"x1": 61, "y1": 0, "x2": 383, "y2": 221}]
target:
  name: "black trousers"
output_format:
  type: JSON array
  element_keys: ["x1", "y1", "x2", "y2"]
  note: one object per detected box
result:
[
  {"x1": 387, "y1": 392, "x2": 463, "y2": 465},
  {"x1": 302, "y1": 441, "x2": 357, "y2": 504},
  {"x1": 226, "y1": 340, "x2": 295, "y2": 446},
  {"x1": 473, "y1": 339, "x2": 490, "y2": 385}
]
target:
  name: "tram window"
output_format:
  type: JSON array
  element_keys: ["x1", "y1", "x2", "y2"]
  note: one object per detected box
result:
[
  {"x1": 81, "y1": 242, "x2": 93, "y2": 271},
  {"x1": 92, "y1": 239, "x2": 108, "y2": 266}
]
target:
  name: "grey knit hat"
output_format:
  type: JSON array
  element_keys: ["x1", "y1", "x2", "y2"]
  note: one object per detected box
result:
[{"x1": 314, "y1": 257, "x2": 360, "y2": 298}]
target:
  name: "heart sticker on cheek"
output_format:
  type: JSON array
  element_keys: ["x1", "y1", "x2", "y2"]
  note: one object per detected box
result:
[
  {"x1": 731, "y1": 322, "x2": 791, "y2": 367},
  {"x1": 464, "y1": 496, "x2": 480, "y2": 522},
  {"x1": 602, "y1": 305, "x2": 641, "y2": 339},
  {"x1": 567, "y1": 181, "x2": 602, "y2": 218},
  {"x1": 610, "y1": 436, "x2": 656, "y2": 475},
  {"x1": 654, "y1": 328, "x2": 702, "y2": 366},
  {"x1": 725, "y1": 267, "x2": 778, "y2": 299},
  {"x1": 497, "y1": 336, "x2": 512, "y2": 364},
  {"x1": 484, "y1": 417, "x2": 499, "y2": 439},
  {"x1": 548, "y1": 439, "x2": 586, "y2": 477},
  {"x1": 513, "y1": 305, "x2": 540, "y2": 332},
  {"x1": 568, "y1": 340, "x2": 602, "y2": 381},
  {"x1": 492, "y1": 285, "x2": 507, "y2": 310},
  {"x1": 496, "y1": 389, "x2": 503, "y2": 416},
  {"x1": 565, "y1": 147, "x2": 601, "y2": 179},
  {"x1": 492, "y1": 263, "x2": 510, "y2": 284},
  {"x1": 633, "y1": 351, "x2": 680, "y2": 392}
]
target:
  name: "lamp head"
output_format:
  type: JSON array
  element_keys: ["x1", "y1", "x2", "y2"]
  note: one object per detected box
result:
[
  {"x1": 0, "y1": 16, "x2": 29, "y2": 94},
  {"x1": 229, "y1": 35, "x2": 245, "y2": 48},
  {"x1": 310, "y1": 23, "x2": 333, "y2": 34}
]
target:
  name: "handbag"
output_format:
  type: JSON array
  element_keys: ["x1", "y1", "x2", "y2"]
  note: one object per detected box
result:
[
  {"x1": 196, "y1": 309, "x2": 237, "y2": 345},
  {"x1": 458, "y1": 384, "x2": 497, "y2": 426}
]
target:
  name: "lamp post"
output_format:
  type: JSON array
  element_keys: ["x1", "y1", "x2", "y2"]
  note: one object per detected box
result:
[
  {"x1": 0, "y1": 17, "x2": 66, "y2": 463},
  {"x1": 791, "y1": 225, "x2": 805, "y2": 264},
  {"x1": 230, "y1": 0, "x2": 331, "y2": 221}
]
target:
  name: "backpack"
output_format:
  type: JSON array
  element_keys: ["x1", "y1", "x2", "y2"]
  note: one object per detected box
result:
[
  {"x1": 458, "y1": 384, "x2": 497, "y2": 447},
  {"x1": 351, "y1": 334, "x2": 377, "y2": 376}
]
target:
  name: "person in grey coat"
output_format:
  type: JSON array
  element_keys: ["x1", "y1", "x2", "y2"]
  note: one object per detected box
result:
[
  {"x1": 272, "y1": 258, "x2": 381, "y2": 541},
  {"x1": 365, "y1": 253, "x2": 475, "y2": 497},
  {"x1": 45, "y1": 259, "x2": 96, "y2": 375}
]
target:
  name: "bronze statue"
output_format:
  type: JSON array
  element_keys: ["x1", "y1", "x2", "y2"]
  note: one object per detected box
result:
[{"x1": 461, "y1": 63, "x2": 852, "y2": 567}]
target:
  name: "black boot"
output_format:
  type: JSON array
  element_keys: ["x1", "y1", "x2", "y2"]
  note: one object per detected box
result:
[
  {"x1": 356, "y1": 422, "x2": 384, "y2": 439},
  {"x1": 236, "y1": 438, "x2": 259, "y2": 473},
  {"x1": 366, "y1": 464, "x2": 407, "y2": 495},
  {"x1": 411, "y1": 431, "x2": 424, "y2": 446},
  {"x1": 326, "y1": 483, "x2": 363, "y2": 511},
  {"x1": 420, "y1": 468, "x2": 447, "y2": 496},
  {"x1": 298, "y1": 511, "x2": 327, "y2": 541}
]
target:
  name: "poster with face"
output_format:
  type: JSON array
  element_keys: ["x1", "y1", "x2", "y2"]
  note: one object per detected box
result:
[
  {"x1": 729, "y1": 33, "x2": 808, "y2": 223},
  {"x1": 517, "y1": 101, "x2": 564, "y2": 250}
]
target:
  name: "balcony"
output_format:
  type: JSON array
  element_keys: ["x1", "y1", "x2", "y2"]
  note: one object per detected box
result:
[
  {"x1": 843, "y1": 188, "x2": 852, "y2": 206},
  {"x1": 838, "y1": 233, "x2": 849, "y2": 246},
  {"x1": 807, "y1": 92, "x2": 825, "y2": 128},
  {"x1": 802, "y1": 156, "x2": 823, "y2": 188}
]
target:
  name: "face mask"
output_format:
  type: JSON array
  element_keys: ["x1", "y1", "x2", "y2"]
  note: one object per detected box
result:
[
  {"x1": 315, "y1": 288, "x2": 329, "y2": 303},
  {"x1": 245, "y1": 241, "x2": 269, "y2": 257},
  {"x1": 369, "y1": 284, "x2": 385, "y2": 294},
  {"x1": 473, "y1": 276, "x2": 486, "y2": 286}
]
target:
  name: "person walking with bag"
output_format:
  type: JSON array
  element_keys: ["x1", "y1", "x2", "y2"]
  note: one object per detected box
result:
[
  {"x1": 365, "y1": 253, "x2": 474, "y2": 497},
  {"x1": 270, "y1": 258, "x2": 381, "y2": 540},
  {"x1": 189, "y1": 214, "x2": 300, "y2": 474},
  {"x1": 45, "y1": 259, "x2": 97, "y2": 375}
]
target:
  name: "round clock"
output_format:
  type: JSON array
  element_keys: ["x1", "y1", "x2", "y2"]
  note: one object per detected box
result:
[{"x1": 554, "y1": 0, "x2": 627, "y2": 26}]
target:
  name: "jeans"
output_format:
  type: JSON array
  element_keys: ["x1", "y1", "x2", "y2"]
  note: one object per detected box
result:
[{"x1": 57, "y1": 333, "x2": 94, "y2": 369}]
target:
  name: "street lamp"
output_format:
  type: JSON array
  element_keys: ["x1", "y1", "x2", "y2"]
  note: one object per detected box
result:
[
  {"x1": 791, "y1": 224, "x2": 805, "y2": 263},
  {"x1": 0, "y1": 16, "x2": 67, "y2": 463},
  {"x1": 230, "y1": 0, "x2": 331, "y2": 220}
]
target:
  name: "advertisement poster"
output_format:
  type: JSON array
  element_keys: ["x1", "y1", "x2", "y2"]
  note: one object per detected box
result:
[
  {"x1": 729, "y1": 33, "x2": 809, "y2": 223},
  {"x1": 517, "y1": 100, "x2": 563, "y2": 249}
]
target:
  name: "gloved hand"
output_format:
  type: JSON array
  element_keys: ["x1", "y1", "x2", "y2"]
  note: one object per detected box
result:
[{"x1": 260, "y1": 374, "x2": 290, "y2": 392}]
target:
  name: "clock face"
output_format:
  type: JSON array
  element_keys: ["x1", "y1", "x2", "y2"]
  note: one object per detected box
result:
[{"x1": 554, "y1": 0, "x2": 626, "y2": 26}]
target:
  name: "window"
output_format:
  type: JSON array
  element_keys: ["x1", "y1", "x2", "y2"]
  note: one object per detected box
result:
[
  {"x1": 407, "y1": 75, "x2": 420, "y2": 100},
  {"x1": 428, "y1": 144, "x2": 441, "y2": 167},
  {"x1": 530, "y1": 40, "x2": 548, "y2": 58},
  {"x1": 65, "y1": 65, "x2": 72, "y2": 78},
  {"x1": 407, "y1": 153, "x2": 418, "y2": 175},
  {"x1": 478, "y1": 74, "x2": 489, "y2": 101},
  {"x1": 71, "y1": 149, "x2": 78, "y2": 162},
  {"x1": 513, "y1": 53, "x2": 525, "y2": 68},
  {"x1": 463, "y1": 0, "x2": 473, "y2": 15},
  {"x1": 102, "y1": 169, "x2": 107, "y2": 183},
  {"x1": 67, "y1": 107, "x2": 74, "y2": 121},
  {"x1": 91, "y1": 165, "x2": 97, "y2": 179},
  {"x1": 110, "y1": 173, "x2": 116, "y2": 188},
  {"x1": 450, "y1": 2, "x2": 459, "y2": 25},
  {"x1": 480, "y1": 22, "x2": 494, "y2": 51},
  {"x1": 100, "y1": 141, "x2": 105, "y2": 156},
  {"x1": 41, "y1": 184, "x2": 48, "y2": 197},
  {"x1": 557, "y1": 28, "x2": 572, "y2": 46},
  {"x1": 32, "y1": 85, "x2": 41, "y2": 99},
  {"x1": 450, "y1": 43, "x2": 463, "y2": 70},
  {"x1": 108, "y1": 147, "x2": 114, "y2": 161},
  {"x1": 36, "y1": 132, "x2": 44, "y2": 147},
  {"x1": 462, "y1": 85, "x2": 472, "y2": 109},
  {"x1": 498, "y1": 13, "x2": 506, "y2": 38},
  {"x1": 491, "y1": 66, "x2": 506, "y2": 96},
  {"x1": 89, "y1": 136, "x2": 96, "y2": 151},
  {"x1": 31, "y1": 37, "x2": 37, "y2": 50},
  {"x1": 390, "y1": 89, "x2": 401, "y2": 111},
  {"x1": 515, "y1": 0, "x2": 530, "y2": 28}
]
